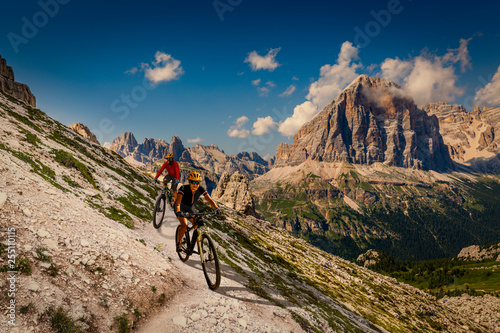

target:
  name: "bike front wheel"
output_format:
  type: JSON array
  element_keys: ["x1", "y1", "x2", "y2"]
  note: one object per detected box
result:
[
  {"x1": 200, "y1": 234, "x2": 221, "y2": 290},
  {"x1": 175, "y1": 225, "x2": 190, "y2": 262},
  {"x1": 153, "y1": 195, "x2": 166, "y2": 229}
]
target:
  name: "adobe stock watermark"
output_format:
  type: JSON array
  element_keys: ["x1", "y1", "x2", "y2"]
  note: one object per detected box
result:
[
  {"x1": 353, "y1": 0, "x2": 406, "y2": 49},
  {"x1": 237, "y1": 106, "x2": 291, "y2": 154},
  {"x1": 6, "y1": 228, "x2": 18, "y2": 326},
  {"x1": 7, "y1": 0, "x2": 72, "y2": 54},
  {"x1": 213, "y1": 0, "x2": 243, "y2": 21},
  {"x1": 91, "y1": 78, "x2": 158, "y2": 144}
]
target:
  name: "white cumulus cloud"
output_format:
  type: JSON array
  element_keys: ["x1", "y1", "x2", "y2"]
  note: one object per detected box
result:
[
  {"x1": 187, "y1": 137, "x2": 204, "y2": 143},
  {"x1": 245, "y1": 48, "x2": 281, "y2": 72},
  {"x1": 379, "y1": 40, "x2": 472, "y2": 105},
  {"x1": 274, "y1": 38, "x2": 473, "y2": 137},
  {"x1": 278, "y1": 101, "x2": 318, "y2": 137},
  {"x1": 252, "y1": 116, "x2": 277, "y2": 135},
  {"x1": 141, "y1": 51, "x2": 184, "y2": 84},
  {"x1": 251, "y1": 78, "x2": 261, "y2": 86},
  {"x1": 279, "y1": 84, "x2": 296, "y2": 97},
  {"x1": 474, "y1": 65, "x2": 500, "y2": 107},
  {"x1": 227, "y1": 116, "x2": 250, "y2": 138},
  {"x1": 306, "y1": 41, "x2": 361, "y2": 109}
]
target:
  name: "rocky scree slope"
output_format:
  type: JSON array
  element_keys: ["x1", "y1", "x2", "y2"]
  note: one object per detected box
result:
[
  {"x1": 203, "y1": 203, "x2": 491, "y2": 332},
  {"x1": 275, "y1": 75, "x2": 452, "y2": 171},
  {"x1": 0, "y1": 91, "x2": 186, "y2": 332}
]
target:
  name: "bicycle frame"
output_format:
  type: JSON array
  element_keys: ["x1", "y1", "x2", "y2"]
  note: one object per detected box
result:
[{"x1": 184, "y1": 219, "x2": 210, "y2": 264}]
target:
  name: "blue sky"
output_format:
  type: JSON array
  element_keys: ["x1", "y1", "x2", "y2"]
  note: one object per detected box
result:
[{"x1": 1, "y1": 0, "x2": 500, "y2": 158}]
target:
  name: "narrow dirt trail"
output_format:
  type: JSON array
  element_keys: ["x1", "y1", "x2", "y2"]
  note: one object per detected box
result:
[{"x1": 135, "y1": 209, "x2": 304, "y2": 333}]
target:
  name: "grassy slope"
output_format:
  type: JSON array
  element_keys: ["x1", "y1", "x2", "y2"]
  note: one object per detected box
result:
[{"x1": 0, "y1": 91, "x2": 157, "y2": 229}]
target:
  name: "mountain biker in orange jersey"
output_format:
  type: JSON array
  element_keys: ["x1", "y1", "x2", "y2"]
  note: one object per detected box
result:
[
  {"x1": 174, "y1": 171, "x2": 221, "y2": 252},
  {"x1": 154, "y1": 153, "x2": 180, "y2": 200}
]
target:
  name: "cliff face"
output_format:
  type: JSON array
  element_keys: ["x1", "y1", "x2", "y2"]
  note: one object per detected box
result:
[
  {"x1": 0, "y1": 55, "x2": 36, "y2": 107},
  {"x1": 275, "y1": 75, "x2": 452, "y2": 171},
  {"x1": 424, "y1": 102, "x2": 500, "y2": 172}
]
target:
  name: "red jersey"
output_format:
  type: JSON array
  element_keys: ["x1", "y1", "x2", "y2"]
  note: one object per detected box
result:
[{"x1": 155, "y1": 160, "x2": 180, "y2": 179}]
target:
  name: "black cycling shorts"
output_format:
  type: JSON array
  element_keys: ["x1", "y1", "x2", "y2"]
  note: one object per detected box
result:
[{"x1": 163, "y1": 175, "x2": 179, "y2": 191}]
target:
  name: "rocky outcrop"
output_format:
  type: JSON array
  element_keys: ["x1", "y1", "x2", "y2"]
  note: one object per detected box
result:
[
  {"x1": 356, "y1": 249, "x2": 382, "y2": 268},
  {"x1": 457, "y1": 243, "x2": 500, "y2": 261},
  {"x1": 424, "y1": 102, "x2": 500, "y2": 172},
  {"x1": 275, "y1": 75, "x2": 452, "y2": 171},
  {"x1": 212, "y1": 171, "x2": 258, "y2": 216},
  {"x1": 70, "y1": 123, "x2": 100, "y2": 145},
  {"x1": 0, "y1": 54, "x2": 36, "y2": 107}
]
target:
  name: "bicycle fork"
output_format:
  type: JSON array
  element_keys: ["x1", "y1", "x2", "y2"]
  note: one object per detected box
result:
[{"x1": 196, "y1": 227, "x2": 210, "y2": 264}]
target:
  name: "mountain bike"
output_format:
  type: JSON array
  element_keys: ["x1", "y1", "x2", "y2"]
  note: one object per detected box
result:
[
  {"x1": 152, "y1": 180, "x2": 175, "y2": 229},
  {"x1": 175, "y1": 211, "x2": 221, "y2": 290}
]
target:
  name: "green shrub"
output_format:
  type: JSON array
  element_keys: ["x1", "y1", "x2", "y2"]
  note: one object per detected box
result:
[
  {"x1": 42, "y1": 307, "x2": 82, "y2": 333},
  {"x1": 113, "y1": 314, "x2": 130, "y2": 333},
  {"x1": 1, "y1": 257, "x2": 32, "y2": 275},
  {"x1": 51, "y1": 149, "x2": 96, "y2": 188}
]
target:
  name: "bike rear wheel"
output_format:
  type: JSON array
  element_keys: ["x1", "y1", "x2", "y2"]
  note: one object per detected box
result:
[
  {"x1": 153, "y1": 195, "x2": 166, "y2": 229},
  {"x1": 175, "y1": 225, "x2": 190, "y2": 262},
  {"x1": 200, "y1": 234, "x2": 221, "y2": 290}
]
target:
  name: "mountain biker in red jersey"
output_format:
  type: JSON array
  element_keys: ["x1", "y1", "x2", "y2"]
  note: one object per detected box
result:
[
  {"x1": 154, "y1": 153, "x2": 180, "y2": 200},
  {"x1": 174, "y1": 171, "x2": 221, "y2": 252}
]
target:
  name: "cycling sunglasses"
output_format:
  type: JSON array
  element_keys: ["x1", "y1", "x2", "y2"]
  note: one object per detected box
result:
[
  {"x1": 166, "y1": 158, "x2": 173, "y2": 160},
  {"x1": 189, "y1": 180, "x2": 200, "y2": 185}
]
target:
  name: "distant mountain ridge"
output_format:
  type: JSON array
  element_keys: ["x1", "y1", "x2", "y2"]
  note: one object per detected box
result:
[
  {"x1": 424, "y1": 102, "x2": 500, "y2": 172},
  {"x1": 109, "y1": 131, "x2": 270, "y2": 178}
]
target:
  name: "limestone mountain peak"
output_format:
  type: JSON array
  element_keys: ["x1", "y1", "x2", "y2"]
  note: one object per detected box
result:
[{"x1": 276, "y1": 75, "x2": 451, "y2": 171}]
